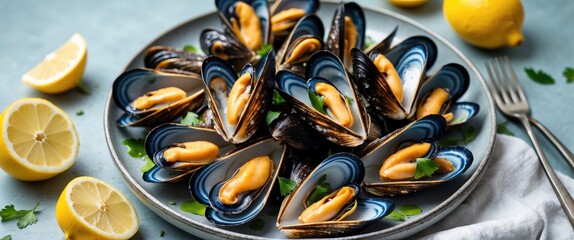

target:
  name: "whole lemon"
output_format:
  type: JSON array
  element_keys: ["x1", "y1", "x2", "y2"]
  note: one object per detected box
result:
[{"x1": 443, "y1": 0, "x2": 524, "y2": 49}]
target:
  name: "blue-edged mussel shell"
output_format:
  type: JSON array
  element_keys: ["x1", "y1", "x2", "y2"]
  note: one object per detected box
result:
[
  {"x1": 216, "y1": 0, "x2": 272, "y2": 51},
  {"x1": 270, "y1": 0, "x2": 320, "y2": 46},
  {"x1": 276, "y1": 153, "x2": 394, "y2": 238},
  {"x1": 359, "y1": 115, "x2": 472, "y2": 196},
  {"x1": 200, "y1": 50, "x2": 276, "y2": 144},
  {"x1": 326, "y1": 2, "x2": 365, "y2": 69},
  {"x1": 268, "y1": 111, "x2": 332, "y2": 152},
  {"x1": 276, "y1": 14, "x2": 324, "y2": 76},
  {"x1": 112, "y1": 68, "x2": 205, "y2": 127},
  {"x1": 351, "y1": 36, "x2": 437, "y2": 120},
  {"x1": 142, "y1": 124, "x2": 235, "y2": 183},
  {"x1": 276, "y1": 50, "x2": 368, "y2": 147},
  {"x1": 415, "y1": 63, "x2": 477, "y2": 127},
  {"x1": 189, "y1": 138, "x2": 286, "y2": 225},
  {"x1": 144, "y1": 46, "x2": 205, "y2": 75}
]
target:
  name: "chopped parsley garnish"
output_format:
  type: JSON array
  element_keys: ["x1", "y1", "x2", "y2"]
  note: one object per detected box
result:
[
  {"x1": 180, "y1": 111, "x2": 200, "y2": 126},
  {"x1": 525, "y1": 68, "x2": 555, "y2": 84},
  {"x1": 180, "y1": 200, "x2": 207, "y2": 216},
  {"x1": 563, "y1": 67, "x2": 574, "y2": 83},
  {"x1": 277, "y1": 177, "x2": 297, "y2": 196},
  {"x1": 183, "y1": 45, "x2": 198, "y2": 54},
  {"x1": 308, "y1": 91, "x2": 326, "y2": 114},
  {"x1": 0, "y1": 202, "x2": 40, "y2": 229},
  {"x1": 306, "y1": 175, "x2": 330, "y2": 206},
  {"x1": 414, "y1": 158, "x2": 439, "y2": 180}
]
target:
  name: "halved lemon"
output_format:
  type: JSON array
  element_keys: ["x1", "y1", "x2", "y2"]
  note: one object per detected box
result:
[
  {"x1": 0, "y1": 98, "x2": 79, "y2": 181},
  {"x1": 21, "y1": 33, "x2": 87, "y2": 94},
  {"x1": 56, "y1": 176, "x2": 140, "y2": 240}
]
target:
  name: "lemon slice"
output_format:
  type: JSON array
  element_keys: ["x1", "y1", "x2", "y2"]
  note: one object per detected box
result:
[
  {"x1": 389, "y1": 0, "x2": 427, "y2": 8},
  {"x1": 21, "y1": 33, "x2": 87, "y2": 94},
  {"x1": 0, "y1": 98, "x2": 79, "y2": 181},
  {"x1": 56, "y1": 176, "x2": 140, "y2": 240}
]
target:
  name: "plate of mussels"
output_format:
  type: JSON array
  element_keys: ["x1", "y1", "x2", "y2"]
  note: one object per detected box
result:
[{"x1": 104, "y1": 0, "x2": 496, "y2": 239}]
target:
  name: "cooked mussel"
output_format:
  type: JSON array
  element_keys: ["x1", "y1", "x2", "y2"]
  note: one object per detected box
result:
[
  {"x1": 277, "y1": 153, "x2": 394, "y2": 238},
  {"x1": 190, "y1": 138, "x2": 286, "y2": 225},
  {"x1": 276, "y1": 51, "x2": 369, "y2": 147},
  {"x1": 142, "y1": 123, "x2": 235, "y2": 183},
  {"x1": 352, "y1": 36, "x2": 437, "y2": 120},
  {"x1": 414, "y1": 63, "x2": 479, "y2": 127},
  {"x1": 201, "y1": 50, "x2": 276, "y2": 144},
  {"x1": 270, "y1": 0, "x2": 320, "y2": 47},
  {"x1": 326, "y1": 2, "x2": 365, "y2": 69},
  {"x1": 359, "y1": 115, "x2": 473, "y2": 196},
  {"x1": 112, "y1": 68, "x2": 205, "y2": 127},
  {"x1": 276, "y1": 14, "x2": 324, "y2": 76}
]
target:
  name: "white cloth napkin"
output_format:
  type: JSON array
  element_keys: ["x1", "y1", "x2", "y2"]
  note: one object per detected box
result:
[{"x1": 415, "y1": 135, "x2": 574, "y2": 240}]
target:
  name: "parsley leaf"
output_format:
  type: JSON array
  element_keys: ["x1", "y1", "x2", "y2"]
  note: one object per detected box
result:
[
  {"x1": 76, "y1": 81, "x2": 91, "y2": 95},
  {"x1": 306, "y1": 175, "x2": 330, "y2": 206},
  {"x1": 256, "y1": 44, "x2": 273, "y2": 58},
  {"x1": 183, "y1": 45, "x2": 198, "y2": 54},
  {"x1": 272, "y1": 89, "x2": 286, "y2": 105},
  {"x1": 121, "y1": 138, "x2": 147, "y2": 159},
  {"x1": 180, "y1": 111, "x2": 200, "y2": 126},
  {"x1": 463, "y1": 126, "x2": 478, "y2": 144},
  {"x1": 75, "y1": 109, "x2": 84, "y2": 116},
  {"x1": 0, "y1": 202, "x2": 40, "y2": 229},
  {"x1": 496, "y1": 122, "x2": 515, "y2": 136},
  {"x1": 1, "y1": 235, "x2": 11, "y2": 240},
  {"x1": 140, "y1": 156, "x2": 155, "y2": 173},
  {"x1": 525, "y1": 68, "x2": 555, "y2": 84},
  {"x1": 160, "y1": 230, "x2": 165, "y2": 237},
  {"x1": 384, "y1": 210, "x2": 406, "y2": 221},
  {"x1": 266, "y1": 111, "x2": 281, "y2": 125},
  {"x1": 563, "y1": 67, "x2": 574, "y2": 83},
  {"x1": 308, "y1": 91, "x2": 326, "y2": 114},
  {"x1": 249, "y1": 218, "x2": 265, "y2": 231},
  {"x1": 180, "y1": 200, "x2": 207, "y2": 216},
  {"x1": 168, "y1": 201, "x2": 177, "y2": 205},
  {"x1": 398, "y1": 204, "x2": 422, "y2": 216},
  {"x1": 344, "y1": 95, "x2": 354, "y2": 103},
  {"x1": 414, "y1": 158, "x2": 439, "y2": 180},
  {"x1": 277, "y1": 177, "x2": 297, "y2": 196}
]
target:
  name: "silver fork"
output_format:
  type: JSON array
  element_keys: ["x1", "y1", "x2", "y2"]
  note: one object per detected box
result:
[{"x1": 485, "y1": 56, "x2": 574, "y2": 227}]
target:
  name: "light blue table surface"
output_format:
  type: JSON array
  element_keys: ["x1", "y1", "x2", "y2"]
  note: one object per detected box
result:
[{"x1": 1, "y1": 0, "x2": 573, "y2": 239}]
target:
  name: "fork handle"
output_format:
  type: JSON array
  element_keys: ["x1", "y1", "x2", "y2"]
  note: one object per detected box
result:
[
  {"x1": 530, "y1": 118, "x2": 574, "y2": 170},
  {"x1": 518, "y1": 115, "x2": 574, "y2": 227}
]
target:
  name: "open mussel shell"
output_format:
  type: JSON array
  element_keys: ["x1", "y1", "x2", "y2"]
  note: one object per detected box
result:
[
  {"x1": 142, "y1": 124, "x2": 235, "y2": 183},
  {"x1": 276, "y1": 14, "x2": 324, "y2": 76},
  {"x1": 200, "y1": 28, "x2": 254, "y2": 71},
  {"x1": 201, "y1": 50, "x2": 276, "y2": 144},
  {"x1": 277, "y1": 153, "x2": 394, "y2": 238},
  {"x1": 352, "y1": 36, "x2": 437, "y2": 120},
  {"x1": 414, "y1": 63, "x2": 478, "y2": 127},
  {"x1": 359, "y1": 115, "x2": 473, "y2": 196},
  {"x1": 216, "y1": 0, "x2": 272, "y2": 51},
  {"x1": 112, "y1": 68, "x2": 205, "y2": 127},
  {"x1": 144, "y1": 46, "x2": 205, "y2": 75},
  {"x1": 363, "y1": 146, "x2": 473, "y2": 196},
  {"x1": 189, "y1": 138, "x2": 286, "y2": 225},
  {"x1": 326, "y1": 2, "x2": 365, "y2": 69},
  {"x1": 276, "y1": 51, "x2": 368, "y2": 147},
  {"x1": 270, "y1": 0, "x2": 319, "y2": 42}
]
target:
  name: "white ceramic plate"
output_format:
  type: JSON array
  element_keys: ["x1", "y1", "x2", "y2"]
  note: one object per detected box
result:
[{"x1": 104, "y1": 1, "x2": 496, "y2": 239}]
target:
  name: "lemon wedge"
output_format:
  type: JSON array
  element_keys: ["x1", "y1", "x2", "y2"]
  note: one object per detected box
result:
[
  {"x1": 21, "y1": 33, "x2": 87, "y2": 94},
  {"x1": 0, "y1": 98, "x2": 79, "y2": 181},
  {"x1": 56, "y1": 176, "x2": 140, "y2": 240}
]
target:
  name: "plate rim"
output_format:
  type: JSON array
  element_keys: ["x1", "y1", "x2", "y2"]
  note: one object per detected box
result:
[{"x1": 103, "y1": 1, "x2": 497, "y2": 239}]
